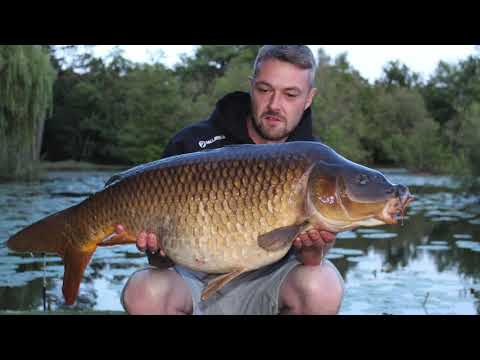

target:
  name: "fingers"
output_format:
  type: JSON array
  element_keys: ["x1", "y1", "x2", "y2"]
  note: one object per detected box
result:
[
  {"x1": 136, "y1": 231, "x2": 148, "y2": 252},
  {"x1": 319, "y1": 230, "x2": 336, "y2": 243},
  {"x1": 136, "y1": 231, "x2": 165, "y2": 256},
  {"x1": 115, "y1": 224, "x2": 125, "y2": 234},
  {"x1": 147, "y1": 233, "x2": 157, "y2": 251},
  {"x1": 147, "y1": 233, "x2": 166, "y2": 256},
  {"x1": 307, "y1": 229, "x2": 321, "y2": 241},
  {"x1": 294, "y1": 229, "x2": 336, "y2": 249},
  {"x1": 293, "y1": 233, "x2": 309, "y2": 248},
  {"x1": 117, "y1": 223, "x2": 165, "y2": 256}
]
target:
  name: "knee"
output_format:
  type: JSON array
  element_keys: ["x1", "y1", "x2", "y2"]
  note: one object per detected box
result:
[
  {"x1": 283, "y1": 261, "x2": 344, "y2": 315},
  {"x1": 121, "y1": 268, "x2": 176, "y2": 315}
]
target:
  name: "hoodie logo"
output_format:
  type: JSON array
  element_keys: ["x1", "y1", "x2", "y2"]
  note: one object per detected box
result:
[{"x1": 198, "y1": 135, "x2": 226, "y2": 149}]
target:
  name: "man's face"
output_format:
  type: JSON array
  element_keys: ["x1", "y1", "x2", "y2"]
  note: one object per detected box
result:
[{"x1": 250, "y1": 58, "x2": 317, "y2": 142}]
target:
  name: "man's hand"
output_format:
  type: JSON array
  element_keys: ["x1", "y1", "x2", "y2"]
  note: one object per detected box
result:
[
  {"x1": 115, "y1": 224, "x2": 166, "y2": 256},
  {"x1": 292, "y1": 228, "x2": 336, "y2": 266},
  {"x1": 115, "y1": 225, "x2": 174, "y2": 269}
]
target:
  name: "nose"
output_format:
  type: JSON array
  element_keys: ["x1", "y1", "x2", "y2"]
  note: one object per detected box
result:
[{"x1": 268, "y1": 92, "x2": 281, "y2": 111}]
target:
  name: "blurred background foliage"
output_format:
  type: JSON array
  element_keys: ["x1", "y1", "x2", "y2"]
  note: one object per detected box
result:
[{"x1": 1, "y1": 45, "x2": 479, "y2": 189}]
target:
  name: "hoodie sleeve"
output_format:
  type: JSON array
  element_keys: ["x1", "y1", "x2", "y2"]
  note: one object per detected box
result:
[{"x1": 161, "y1": 136, "x2": 186, "y2": 159}]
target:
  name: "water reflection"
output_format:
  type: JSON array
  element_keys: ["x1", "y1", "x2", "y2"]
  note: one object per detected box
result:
[
  {"x1": 0, "y1": 171, "x2": 479, "y2": 314},
  {"x1": 330, "y1": 187, "x2": 480, "y2": 314}
]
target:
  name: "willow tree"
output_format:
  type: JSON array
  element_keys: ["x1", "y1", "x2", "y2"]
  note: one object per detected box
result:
[{"x1": 0, "y1": 45, "x2": 56, "y2": 180}]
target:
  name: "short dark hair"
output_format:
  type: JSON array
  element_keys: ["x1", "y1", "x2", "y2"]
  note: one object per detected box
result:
[{"x1": 253, "y1": 45, "x2": 317, "y2": 87}]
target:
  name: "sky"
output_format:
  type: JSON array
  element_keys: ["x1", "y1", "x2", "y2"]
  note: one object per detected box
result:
[{"x1": 92, "y1": 45, "x2": 478, "y2": 83}]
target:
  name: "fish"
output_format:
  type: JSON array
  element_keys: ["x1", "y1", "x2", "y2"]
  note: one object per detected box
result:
[{"x1": 6, "y1": 141, "x2": 414, "y2": 304}]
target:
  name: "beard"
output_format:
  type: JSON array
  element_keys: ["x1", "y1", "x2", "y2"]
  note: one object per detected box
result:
[{"x1": 250, "y1": 112, "x2": 291, "y2": 141}]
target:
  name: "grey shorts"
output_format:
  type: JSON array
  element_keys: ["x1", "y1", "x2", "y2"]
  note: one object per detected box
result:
[{"x1": 174, "y1": 253, "x2": 302, "y2": 315}]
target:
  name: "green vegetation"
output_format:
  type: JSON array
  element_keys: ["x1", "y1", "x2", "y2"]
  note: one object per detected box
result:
[
  {"x1": 0, "y1": 45, "x2": 56, "y2": 181},
  {"x1": 1, "y1": 45, "x2": 480, "y2": 188}
]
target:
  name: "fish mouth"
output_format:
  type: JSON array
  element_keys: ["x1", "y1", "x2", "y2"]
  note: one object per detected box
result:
[{"x1": 380, "y1": 192, "x2": 415, "y2": 225}]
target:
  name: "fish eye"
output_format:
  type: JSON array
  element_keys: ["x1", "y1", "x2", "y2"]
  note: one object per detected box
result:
[{"x1": 356, "y1": 174, "x2": 370, "y2": 185}]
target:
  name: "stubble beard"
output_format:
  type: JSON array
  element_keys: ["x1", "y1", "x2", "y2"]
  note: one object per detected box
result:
[{"x1": 250, "y1": 113, "x2": 290, "y2": 142}]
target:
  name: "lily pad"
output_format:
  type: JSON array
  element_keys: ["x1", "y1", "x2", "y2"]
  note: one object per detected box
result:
[
  {"x1": 325, "y1": 253, "x2": 345, "y2": 260},
  {"x1": 362, "y1": 233, "x2": 398, "y2": 239},
  {"x1": 453, "y1": 234, "x2": 472, "y2": 239},
  {"x1": 430, "y1": 217, "x2": 458, "y2": 222},
  {"x1": 425, "y1": 210, "x2": 447, "y2": 217},
  {"x1": 356, "y1": 229, "x2": 386, "y2": 234},
  {"x1": 336, "y1": 231, "x2": 357, "y2": 239},
  {"x1": 417, "y1": 245, "x2": 450, "y2": 251},
  {"x1": 346, "y1": 256, "x2": 370, "y2": 263},
  {"x1": 330, "y1": 248, "x2": 364, "y2": 256},
  {"x1": 455, "y1": 241, "x2": 480, "y2": 252},
  {"x1": 430, "y1": 241, "x2": 448, "y2": 246}
]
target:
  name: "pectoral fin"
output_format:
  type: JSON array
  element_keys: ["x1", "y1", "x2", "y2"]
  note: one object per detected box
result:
[
  {"x1": 257, "y1": 224, "x2": 304, "y2": 252},
  {"x1": 201, "y1": 269, "x2": 246, "y2": 301},
  {"x1": 98, "y1": 227, "x2": 137, "y2": 247}
]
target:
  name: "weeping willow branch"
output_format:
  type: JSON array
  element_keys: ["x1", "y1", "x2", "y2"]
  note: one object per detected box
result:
[{"x1": 0, "y1": 45, "x2": 56, "y2": 181}]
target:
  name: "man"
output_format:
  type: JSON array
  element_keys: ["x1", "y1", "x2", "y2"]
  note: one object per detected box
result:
[{"x1": 120, "y1": 45, "x2": 344, "y2": 315}]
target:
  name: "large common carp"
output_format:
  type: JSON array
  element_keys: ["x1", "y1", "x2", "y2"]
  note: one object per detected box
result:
[{"x1": 7, "y1": 142, "x2": 414, "y2": 304}]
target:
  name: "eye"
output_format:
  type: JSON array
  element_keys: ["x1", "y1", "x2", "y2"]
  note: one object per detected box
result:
[
  {"x1": 356, "y1": 174, "x2": 370, "y2": 185},
  {"x1": 286, "y1": 93, "x2": 298, "y2": 98},
  {"x1": 256, "y1": 86, "x2": 270, "y2": 93}
]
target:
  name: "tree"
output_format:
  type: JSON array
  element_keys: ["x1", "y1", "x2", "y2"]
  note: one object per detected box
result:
[
  {"x1": 174, "y1": 45, "x2": 260, "y2": 101},
  {"x1": 312, "y1": 50, "x2": 373, "y2": 163},
  {"x1": 422, "y1": 53, "x2": 480, "y2": 178},
  {"x1": 448, "y1": 101, "x2": 480, "y2": 177},
  {"x1": 369, "y1": 87, "x2": 452, "y2": 172},
  {"x1": 115, "y1": 62, "x2": 196, "y2": 164},
  {"x1": 377, "y1": 60, "x2": 422, "y2": 89},
  {"x1": 0, "y1": 45, "x2": 56, "y2": 180}
]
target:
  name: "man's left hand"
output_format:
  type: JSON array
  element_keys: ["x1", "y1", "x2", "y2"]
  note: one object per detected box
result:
[{"x1": 293, "y1": 228, "x2": 336, "y2": 266}]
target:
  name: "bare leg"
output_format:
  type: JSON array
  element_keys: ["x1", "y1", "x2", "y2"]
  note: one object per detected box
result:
[
  {"x1": 278, "y1": 260, "x2": 344, "y2": 315},
  {"x1": 121, "y1": 267, "x2": 193, "y2": 315}
]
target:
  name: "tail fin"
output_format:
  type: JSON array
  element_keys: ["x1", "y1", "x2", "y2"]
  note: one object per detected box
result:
[
  {"x1": 7, "y1": 207, "x2": 96, "y2": 305},
  {"x1": 7, "y1": 209, "x2": 71, "y2": 255}
]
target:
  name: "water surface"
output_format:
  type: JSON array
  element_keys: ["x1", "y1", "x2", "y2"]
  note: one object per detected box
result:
[{"x1": 1, "y1": 170, "x2": 479, "y2": 314}]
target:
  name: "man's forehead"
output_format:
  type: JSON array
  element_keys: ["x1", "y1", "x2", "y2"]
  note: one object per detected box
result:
[
  {"x1": 255, "y1": 58, "x2": 311, "y2": 89},
  {"x1": 254, "y1": 80, "x2": 302, "y2": 92}
]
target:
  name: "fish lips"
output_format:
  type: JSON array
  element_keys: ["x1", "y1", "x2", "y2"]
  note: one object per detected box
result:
[{"x1": 381, "y1": 191, "x2": 415, "y2": 224}]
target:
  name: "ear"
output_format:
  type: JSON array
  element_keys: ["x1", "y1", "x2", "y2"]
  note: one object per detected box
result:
[{"x1": 305, "y1": 87, "x2": 318, "y2": 110}]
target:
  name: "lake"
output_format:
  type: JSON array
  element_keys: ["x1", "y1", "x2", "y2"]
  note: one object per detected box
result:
[{"x1": 0, "y1": 169, "x2": 479, "y2": 314}]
